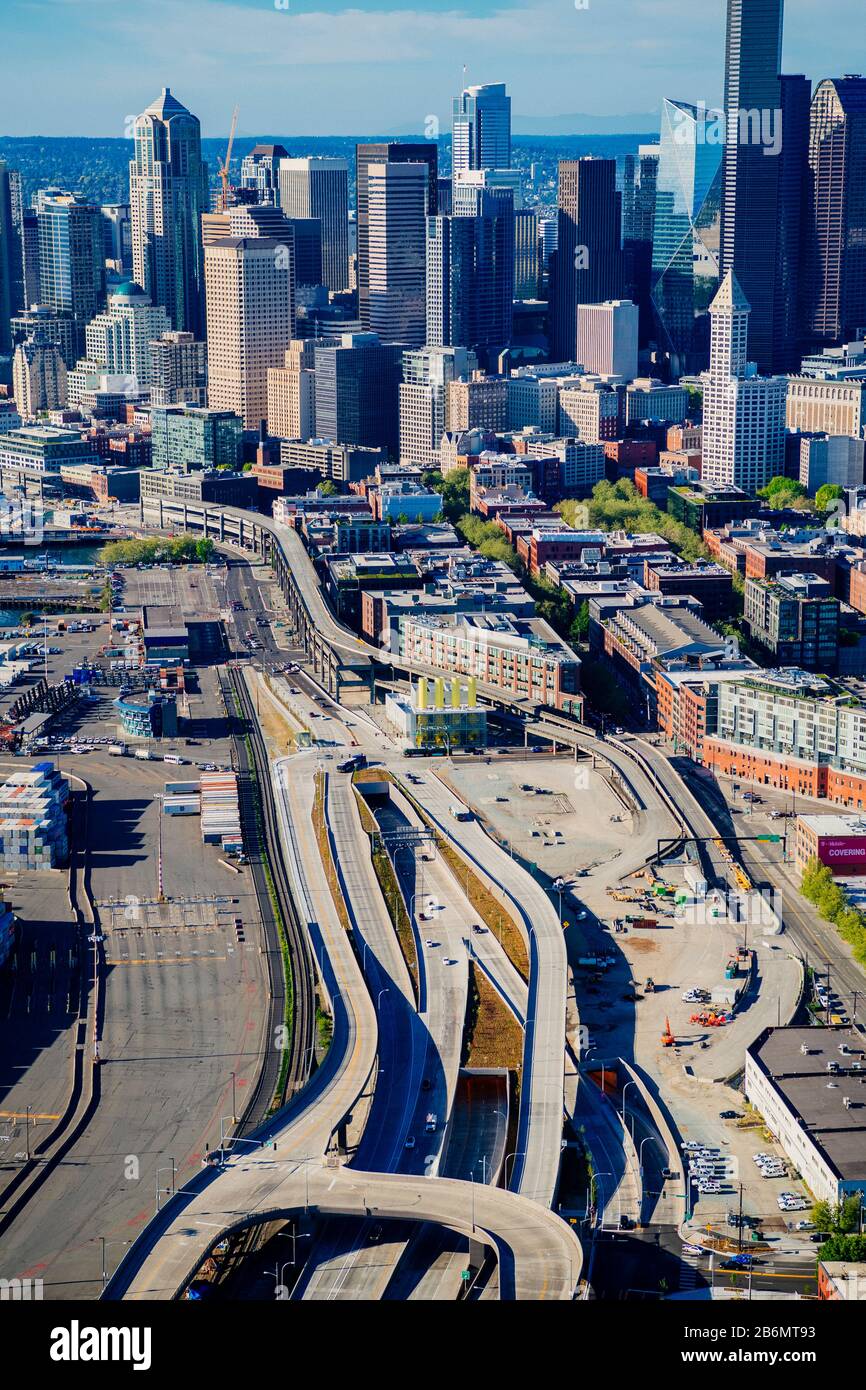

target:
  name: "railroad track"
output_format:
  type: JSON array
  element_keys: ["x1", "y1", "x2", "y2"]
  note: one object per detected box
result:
[{"x1": 218, "y1": 666, "x2": 315, "y2": 1132}]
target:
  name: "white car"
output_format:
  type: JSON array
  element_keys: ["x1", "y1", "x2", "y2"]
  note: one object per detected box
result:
[{"x1": 681, "y1": 1141, "x2": 704, "y2": 1152}]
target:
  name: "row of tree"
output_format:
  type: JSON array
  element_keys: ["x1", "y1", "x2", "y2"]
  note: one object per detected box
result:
[{"x1": 800, "y1": 856, "x2": 866, "y2": 970}]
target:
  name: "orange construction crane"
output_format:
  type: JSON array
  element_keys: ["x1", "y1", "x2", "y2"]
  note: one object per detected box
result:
[
  {"x1": 661, "y1": 1015, "x2": 675, "y2": 1047},
  {"x1": 219, "y1": 105, "x2": 239, "y2": 212}
]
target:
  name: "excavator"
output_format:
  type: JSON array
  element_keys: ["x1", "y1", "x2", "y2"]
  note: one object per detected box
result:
[{"x1": 661, "y1": 1015, "x2": 675, "y2": 1047}]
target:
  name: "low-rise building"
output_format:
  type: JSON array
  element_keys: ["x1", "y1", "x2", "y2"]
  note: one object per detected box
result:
[
  {"x1": 398, "y1": 609, "x2": 582, "y2": 714},
  {"x1": 795, "y1": 812, "x2": 866, "y2": 877},
  {"x1": 385, "y1": 676, "x2": 487, "y2": 751},
  {"x1": 667, "y1": 480, "x2": 761, "y2": 534},
  {"x1": 744, "y1": 572, "x2": 840, "y2": 671},
  {"x1": 643, "y1": 559, "x2": 734, "y2": 622},
  {"x1": 745, "y1": 1026, "x2": 866, "y2": 1207}
]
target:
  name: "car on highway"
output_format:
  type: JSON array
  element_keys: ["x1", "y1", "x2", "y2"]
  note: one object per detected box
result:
[
  {"x1": 424, "y1": 939, "x2": 438, "y2": 948},
  {"x1": 471, "y1": 923, "x2": 487, "y2": 934},
  {"x1": 404, "y1": 1136, "x2": 416, "y2": 1150},
  {"x1": 443, "y1": 957, "x2": 459, "y2": 966},
  {"x1": 682, "y1": 1243, "x2": 704, "y2": 1257},
  {"x1": 719, "y1": 1110, "x2": 740, "y2": 1120}
]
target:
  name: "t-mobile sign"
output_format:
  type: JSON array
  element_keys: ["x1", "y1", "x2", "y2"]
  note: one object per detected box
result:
[{"x1": 819, "y1": 836, "x2": 866, "y2": 875}]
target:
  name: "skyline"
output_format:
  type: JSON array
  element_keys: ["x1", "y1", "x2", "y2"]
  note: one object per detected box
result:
[{"x1": 3, "y1": 0, "x2": 862, "y2": 138}]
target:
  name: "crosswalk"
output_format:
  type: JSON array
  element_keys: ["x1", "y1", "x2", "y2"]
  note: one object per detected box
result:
[{"x1": 679, "y1": 1248, "x2": 703, "y2": 1292}]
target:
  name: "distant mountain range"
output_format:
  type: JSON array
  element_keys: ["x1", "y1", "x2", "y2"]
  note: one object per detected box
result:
[{"x1": 514, "y1": 112, "x2": 659, "y2": 136}]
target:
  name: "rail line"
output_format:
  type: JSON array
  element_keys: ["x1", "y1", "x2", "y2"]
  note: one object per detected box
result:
[{"x1": 219, "y1": 666, "x2": 315, "y2": 1130}]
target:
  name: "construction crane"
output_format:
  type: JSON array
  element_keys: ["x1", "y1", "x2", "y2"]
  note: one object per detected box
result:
[{"x1": 219, "y1": 105, "x2": 239, "y2": 213}]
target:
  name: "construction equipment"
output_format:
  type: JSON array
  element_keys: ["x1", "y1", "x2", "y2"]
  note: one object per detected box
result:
[
  {"x1": 219, "y1": 105, "x2": 239, "y2": 213},
  {"x1": 661, "y1": 1015, "x2": 675, "y2": 1047}
]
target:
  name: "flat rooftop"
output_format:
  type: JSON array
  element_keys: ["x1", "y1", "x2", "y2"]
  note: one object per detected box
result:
[{"x1": 750, "y1": 1026, "x2": 866, "y2": 1185}]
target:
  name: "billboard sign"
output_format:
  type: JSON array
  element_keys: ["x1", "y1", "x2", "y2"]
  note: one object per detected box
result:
[{"x1": 818, "y1": 835, "x2": 866, "y2": 876}]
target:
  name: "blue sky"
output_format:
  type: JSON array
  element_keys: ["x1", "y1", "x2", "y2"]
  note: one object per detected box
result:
[{"x1": 3, "y1": 0, "x2": 861, "y2": 137}]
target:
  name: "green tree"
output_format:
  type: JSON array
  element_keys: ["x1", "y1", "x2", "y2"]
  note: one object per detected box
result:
[
  {"x1": 817, "y1": 1233, "x2": 866, "y2": 1262},
  {"x1": 570, "y1": 601, "x2": 590, "y2": 645},
  {"x1": 195, "y1": 538, "x2": 215, "y2": 564},
  {"x1": 815, "y1": 483, "x2": 843, "y2": 514},
  {"x1": 318, "y1": 479, "x2": 338, "y2": 497}
]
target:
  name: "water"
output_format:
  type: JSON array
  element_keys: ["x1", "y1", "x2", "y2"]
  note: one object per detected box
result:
[{"x1": 0, "y1": 542, "x2": 106, "y2": 628}]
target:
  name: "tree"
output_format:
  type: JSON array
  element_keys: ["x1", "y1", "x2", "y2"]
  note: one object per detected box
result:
[
  {"x1": 195, "y1": 538, "x2": 214, "y2": 564},
  {"x1": 817, "y1": 1233, "x2": 866, "y2": 1262},
  {"x1": 570, "y1": 601, "x2": 590, "y2": 645},
  {"x1": 815, "y1": 483, "x2": 843, "y2": 514},
  {"x1": 318, "y1": 480, "x2": 338, "y2": 497}
]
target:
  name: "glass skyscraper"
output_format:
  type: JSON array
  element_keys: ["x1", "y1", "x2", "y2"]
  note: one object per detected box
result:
[
  {"x1": 452, "y1": 83, "x2": 511, "y2": 175},
  {"x1": 650, "y1": 99, "x2": 723, "y2": 376}
]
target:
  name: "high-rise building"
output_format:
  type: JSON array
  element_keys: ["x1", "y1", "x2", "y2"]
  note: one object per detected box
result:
[
  {"x1": 356, "y1": 142, "x2": 438, "y2": 329},
  {"x1": 80, "y1": 281, "x2": 171, "y2": 390},
  {"x1": 549, "y1": 159, "x2": 623, "y2": 363},
  {"x1": 447, "y1": 373, "x2": 508, "y2": 434},
  {"x1": 0, "y1": 162, "x2": 19, "y2": 355},
  {"x1": 204, "y1": 237, "x2": 294, "y2": 430},
  {"x1": 701, "y1": 271, "x2": 786, "y2": 491},
  {"x1": 802, "y1": 77, "x2": 866, "y2": 346},
  {"x1": 650, "y1": 100, "x2": 723, "y2": 375},
  {"x1": 577, "y1": 300, "x2": 639, "y2": 379},
  {"x1": 312, "y1": 332, "x2": 403, "y2": 453},
  {"x1": 267, "y1": 338, "x2": 325, "y2": 440},
  {"x1": 148, "y1": 331, "x2": 207, "y2": 406},
  {"x1": 36, "y1": 191, "x2": 106, "y2": 357},
  {"x1": 10, "y1": 305, "x2": 78, "y2": 369},
  {"x1": 129, "y1": 89, "x2": 209, "y2": 337},
  {"x1": 101, "y1": 203, "x2": 132, "y2": 271},
  {"x1": 772, "y1": 75, "x2": 811, "y2": 370},
  {"x1": 452, "y1": 83, "x2": 511, "y2": 174},
  {"x1": 719, "y1": 0, "x2": 784, "y2": 373},
  {"x1": 277, "y1": 157, "x2": 349, "y2": 293},
  {"x1": 240, "y1": 144, "x2": 289, "y2": 206},
  {"x1": 366, "y1": 162, "x2": 428, "y2": 348},
  {"x1": 426, "y1": 190, "x2": 514, "y2": 363},
  {"x1": 20, "y1": 211, "x2": 40, "y2": 310},
  {"x1": 12, "y1": 330, "x2": 68, "y2": 418},
  {"x1": 399, "y1": 345, "x2": 476, "y2": 467},
  {"x1": 514, "y1": 208, "x2": 539, "y2": 299}
]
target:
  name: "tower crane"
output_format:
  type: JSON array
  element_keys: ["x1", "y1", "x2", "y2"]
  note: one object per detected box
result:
[{"x1": 219, "y1": 105, "x2": 239, "y2": 212}]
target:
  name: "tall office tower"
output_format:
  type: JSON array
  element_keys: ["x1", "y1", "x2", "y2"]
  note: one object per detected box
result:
[
  {"x1": 549, "y1": 159, "x2": 623, "y2": 364},
  {"x1": 452, "y1": 83, "x2": 511, "y2": 174},
  {"x1": 102, "y1": 203, "x2": 132, "y2": 271},
  {"x1": 447, "y1": 373, "x2": 508, "y2": 432},
  {"x1": 537, "y1": 216, "x2": 558, "y2": 296},
  {"x1": 399, "y1": 345, "x2": 476, "y2": 466},
  {"x1": 204, "y1": 238, "x2": 294, "y2": 429},
  {"x1": 802, "y1": 76, "x2": 866, "y2": 346},
  {"x1": 129, "y1": 89, "x2": 209, "y2": 338},
  {"x1": 356, "y1": 142, "x2": 438, "y2": 329},
  {"x1": 650, "y1": 100, "x2": 724, "y2": 376},
  {"x1": 366, "y1": 162, "x2": 428, "y2": 348},
  {"x1": 148, "y1": 331, "x2": 207, "y2": 406},
  {"x1": 719, "y1": 0, "x2": 784, "y2": 373},
  {"x1": 277, "y1": 157, "x2": 349, "y2": 293},
  {"x1": 81, "y1": 281, "x2": 171, "y2": 389},
  {"x1": 427, "y1": 191, "x2": 514, "y2": 363},
  {"x1": 771, "y1": 75, "x2": 811, "y2": 370},
  {"x1": 577, "y1": 301, "x2": 639, "y2": 378},
  {"x1": 267, "y1": 338, "x2": 324, "y2": 440},
  {"x1": 240, "y1": 144, "x2": 289, "y2": 206},
  {"x1": 36, "y1": 192, "x2": 106, "y2": 357},
  {"x1": 312, "y1": 332, "x2": 403, "y2": 453},
  {"x1": 514, "y1": 208, "x2": 539, "y2": 299},
  {"x1": 12, "y1": 330, "x2": 68, "y2": 417},
  {"x1": 437, "y1": 178, "x2": 453, "y2": 215},
  {"x1": 452, "y1": 167, "x2": 523, "y2": 213},
  {"x1": 623, "y1": 146, "x2": 659, "y2": 350},
  {"x1": 20, "y1": 211, "x2": 40, "y2": 309},
  {"x1": 700, "y1": 271, "x2": 786, "y2": 490},
  {"x1": 0, "y1": 162, "x2": 18, "y2": 354}
]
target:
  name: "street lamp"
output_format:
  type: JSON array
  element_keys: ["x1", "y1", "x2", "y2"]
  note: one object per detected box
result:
[
  {"x1": 95, "y1": 1237, "x2": 132, "y2": 1290},
  {"x1": 621, "y1": 1079, "x2": 636, "y2": 1127},
  {"x1": 504, "y1": 1150, "x2": 526, "y2": 1188}
]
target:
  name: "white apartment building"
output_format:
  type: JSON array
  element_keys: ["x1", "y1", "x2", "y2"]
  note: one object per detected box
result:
[
  {"x1": 558, "y1": 377, "x2": 620, "y2": 443},
  {"x1": 81, "y1": 284, "x2": 171, "y2": 390},
  {"x1": 786, "y1": 377, "x2": 866, "y2": 438},
  {"x1": 398, "y1": 346, "x2": 476, "y2": 468}
]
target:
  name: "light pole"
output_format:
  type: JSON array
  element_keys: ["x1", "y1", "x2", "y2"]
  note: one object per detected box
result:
[
  {"x1": 155, "y1": 1158, "x2": 176, "y2": 1212},
  {"x1": 96, "y1": 1237, "x2": 132, "y2": 1290},
  {"x1": 504, "y1": 1150, "x2": 526, "y2": 1188},
  {"x1": 376, "y1": 987, "x2": 390, "y2": 1012},
  {"x1": 621, "y1": 1079, "x2": 636, "y2": 1127},
  {"x1": 230, "y1": 1071, "x2": 237, "y2": 1123}
]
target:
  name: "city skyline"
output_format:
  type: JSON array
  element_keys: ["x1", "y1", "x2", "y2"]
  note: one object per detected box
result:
[{"x1": 2, "y1": 0, "x2": 861, "y2": 138}]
